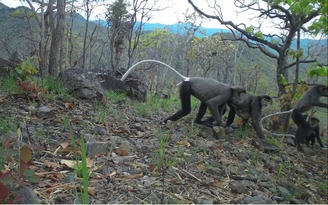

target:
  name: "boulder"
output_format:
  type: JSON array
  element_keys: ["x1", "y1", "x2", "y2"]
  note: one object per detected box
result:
[
  {"x1": 94, "y1": 68, "x2": 147, "y2": 102},
  {"x1": 59, "y1": 68, "x2": 104, "y2": 100}
]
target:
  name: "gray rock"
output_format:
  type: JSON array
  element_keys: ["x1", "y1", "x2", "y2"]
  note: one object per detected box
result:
[
  {"x1": 252, "y1": 139, "x2": 280, "y2": 153},
  {"x1": 118, "y1": 140, "x2": 133, "y2": 152},
  {"x1": 141, "y1": 176, "x2": 154, "y2": 188},
  {"x1": 85, "y1": 142, "x2": 110, "y2": 157},
  {"x1": 84, "y1": 133, "x2": 96, "y2": 142},
  {"x1": 109, "y1": 136, "x2": 124, "y2": 145},
  {"x1": 196, "y1": 198, "x2": 214, "y2": 204},
  {"x1": 243, "y1": 195, "x2": 267, "y2": 204},
  {"x1": 59, "y1": 68, "x2": 104, "y2": 100},
  {"x1": 230, "y1": 181, "x2": 248, "y2": 194},
  {"x1": 95, "y1": 68, "x2": 147, "y2": 102},
  {"x1": 62, "y1": 172, "x2": 75, "y2": 183},
  {"x1": 93, "y1": 126, "x2": 107, "y2": 135},
  {"x1": 14, "y1": 186, "x2": 40, "y2": 204},
  {"x1": 212, "y1": 126, "x2": 225, "y2": 139}
]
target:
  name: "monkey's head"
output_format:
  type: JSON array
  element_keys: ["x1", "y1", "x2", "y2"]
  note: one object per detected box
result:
[
  {"x1": 317, "y1": 84, "x2": 328, "y2": 97},
  {"x1": 260, "y1": 95, "x2": 272, "y2": 107},
  {"x1": 309, "y1": 117, "x2": 319, "y2": 128},
  {"x1": 231, "y1": 86, "x2": 246, "y2": 100}
]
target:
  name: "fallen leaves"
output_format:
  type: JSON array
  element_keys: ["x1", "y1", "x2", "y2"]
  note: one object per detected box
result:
[
  {"x1": 177, "y1": 140, "x2": 191, "y2": 147},
  {"x1": 113, "y1": 148, "x2": 129, "y2": 156}
]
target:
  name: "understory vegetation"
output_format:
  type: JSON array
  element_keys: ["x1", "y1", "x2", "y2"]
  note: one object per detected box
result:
[{"x1": 0, "y1": 75, "x2": 327, "y2": 204}]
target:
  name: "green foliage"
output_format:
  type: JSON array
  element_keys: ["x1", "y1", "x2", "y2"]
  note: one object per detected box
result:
[
  {"x1": 3, "y1": 76, "x2": 19, "y2": 94},
  {"x1": 245, "y1": 27, "x2": 253, "y2": 33},
  {"x1": 270, "y1": 0, "x2": 328, "y2": 35},
  {"x1": 317, "y1": 178, "x2": 328, "y2": 197},
  {"x1": 279, "y1": 74, "x2": 287, "y2": 86},
  {"x1": 0, "y1": 117, "x2": 17, "y2": 133},
  {"x1": 93, "y1": 101, "x2": 108, "y2": 124},
  {"x1": 235, "y1": 126, "x2": 251, "y2": 138},
  {"x1": 308, "y1": 63, "x2": 328, "y2": 81},
  {"x1": 288, "y1": 48, "x2": 304, "y2": 59},
  {"x1": 135, "y1": 103, "x2": 149, "y2": 117},
  {"x1": 148, "y1": 94, "x2": 174, "y2": 112},
  {"x1": 106, "y1": 91, "x2": 127, "y2": 104},
  {"x1": 15, "y1": 56, "x2": 38, "y2": 81},
  {"x1": 254, "y1": 31, "x2": 264, "y2": 40},
  {"x1": 278, "y1": 162, "x2": 285, "y2": 180},
  {"x1": 41, "y1": 77, "x2": 70, "y2": 100},
  {"x1": 280, "y1": 83, "x2": 309, "y2": 106}
]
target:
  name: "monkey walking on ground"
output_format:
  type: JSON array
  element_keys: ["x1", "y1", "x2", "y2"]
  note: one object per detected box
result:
[
  {"x1": 120, "y1": 60, "x2": 246, "y2": 126},
  {"x1": 197, "y1": 92, "x2": 272, "y2": 138}
]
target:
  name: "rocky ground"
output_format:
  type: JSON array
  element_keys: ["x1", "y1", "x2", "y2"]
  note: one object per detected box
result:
[{"x1": 0, "y1": 90, "x2": 327, "y2": 204}]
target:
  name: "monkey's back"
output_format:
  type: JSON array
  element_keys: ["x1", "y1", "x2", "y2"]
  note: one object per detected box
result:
[
  {"x1": 293, "y1": 87, "x2": 316, "y2": 112},
  {"x1": 189, "y1": 77, "x2": 231, "y2": 102}
]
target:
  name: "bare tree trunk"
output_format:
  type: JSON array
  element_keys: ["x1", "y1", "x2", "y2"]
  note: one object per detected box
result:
[
  {"x1": 283, "y1": 29, "x2": 301, "y2": 132},
  {"x1": 49, "y1": 0, "x2": 66, "y2": 76},
  {"x1": 39, "y1": 0, "x2": 47, "y2": 77},
  {"x1": 82, "y1": 0, "x2": 90, "y2": 69}
]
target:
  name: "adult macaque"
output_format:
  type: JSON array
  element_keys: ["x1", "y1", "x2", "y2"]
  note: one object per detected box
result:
[
  {"x1": 226, "y1": 93, "x2": 272, "y2": 139},
  {"x1": 291, "y1": 84, "x2": 328, "y2": 152},
  {"x1": 121, "y1": 60, "x2": 246, "y2": 126}
]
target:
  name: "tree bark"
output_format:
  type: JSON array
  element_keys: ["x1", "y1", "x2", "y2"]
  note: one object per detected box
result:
[{"x1": 49, "y1": 0, "x2": 65, "y2": 76}]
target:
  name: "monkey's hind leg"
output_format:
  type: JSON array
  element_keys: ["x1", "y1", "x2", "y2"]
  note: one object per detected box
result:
[
  {"x1": 164, "y1": 81, "x2": 191, "y2": 123},
  {"x1": 292, "y1": 109, "x2": 308, "y2": 152}
]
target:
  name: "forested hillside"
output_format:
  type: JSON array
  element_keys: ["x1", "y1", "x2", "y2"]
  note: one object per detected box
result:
[
  {"x1": 0, "y1": 1, "x2": 327, "y2": 204},
  {"x1": 0, "y1": 2, "x2": 326, "y2": 96}
]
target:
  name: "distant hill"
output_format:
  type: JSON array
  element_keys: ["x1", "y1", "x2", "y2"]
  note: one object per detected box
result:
[
  {"x1": 93, "y1": 19, "x2": 230, "y2": 37},
  {"x1": 93, "y1": 19, "x2": 326, "y2": 52}
]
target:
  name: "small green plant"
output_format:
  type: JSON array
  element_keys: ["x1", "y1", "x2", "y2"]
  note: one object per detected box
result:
[
  {"x1": 248, "y1": 151, "x2": 260, "y2": 166},
  {"x1": 93, "y1": 102, "x2": 107, "y2": 123},
  {"x1": 148, "y1": 94, "x2": 175, "y2": 112},
  {"x1": 0, "y1": 117, "x2": 16, "y2": 134},
  {"x1": 15, "y1": 56, "x2": 38, "y2": 81},
  {"x1": 80, "y1": 138, "x2": 89, "y2": 204},
  {"x1": 266, "y1": 137, "x2": 282, "y2": 148},
  {"x1": 316, "y1": 178, "x2": 328, "y2": 196},
  {"x1": 202, "y1": 163, "x2": 214, "y2": 172},
  {"x1": 278, "y1": 162, "x2": 285, "y2": 180},
  {"x1": 62, "y1": 114, "x2": 70, "y2": 133},
  {"x1": 135, "y1": 103, "x2": 149, "y2": 117},
  {"x1": 41, "y1": 77, "x2": 70, "y2": 100},
  {"x1": 153, "y1": 131, "x2": 173, "y2": 203},
  {"x1": 106, "y1": 91, "x2": 127, "y2": 104},
  {"x1": 235, "y1": 126, "x2": 251, "y2": 138},
  {"x1": 3, "y1": 76, "x2": 19, "y2": 94}
]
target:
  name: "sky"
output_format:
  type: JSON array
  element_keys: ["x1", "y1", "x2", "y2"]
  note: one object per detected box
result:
[
  {"x1": 0, "y1": 0, "x2": 323, "y2": 39},
  {"x1": 0, "y1": 0, "x2": 243, "y2": 29}
]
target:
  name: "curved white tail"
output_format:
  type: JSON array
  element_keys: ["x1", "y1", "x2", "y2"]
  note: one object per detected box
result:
[{"x1": 120, "y1": 60, "x2": 190, "y2": 81}]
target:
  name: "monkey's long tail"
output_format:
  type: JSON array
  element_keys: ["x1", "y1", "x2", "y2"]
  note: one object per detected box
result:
[
  {"x1": 260, "y1": 109, "x2": 295, "y2": 137},
  {"x1": 120, "y1": 60, "x2": 190, "y2": 82}
]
